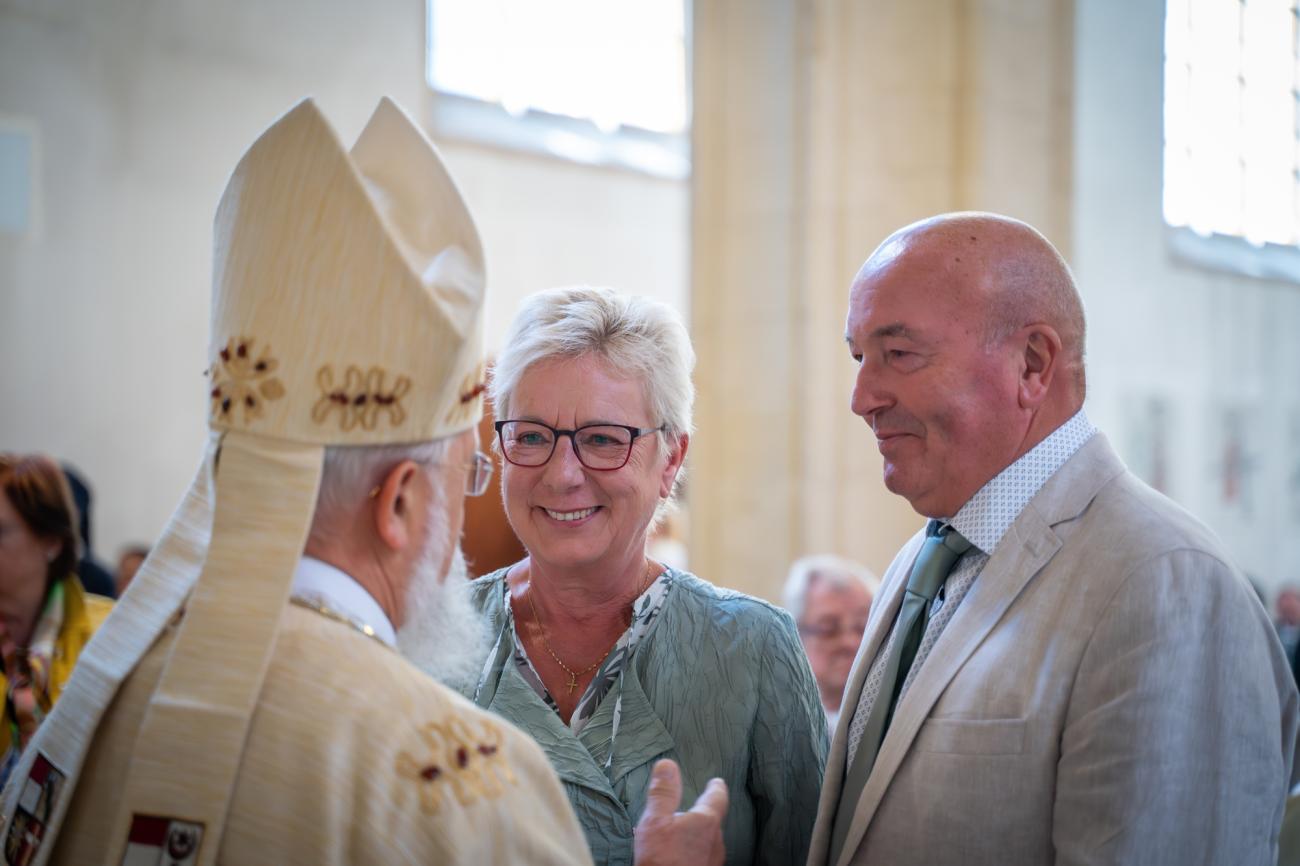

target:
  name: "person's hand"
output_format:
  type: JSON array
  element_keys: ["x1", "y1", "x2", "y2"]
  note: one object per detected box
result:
[{"x1": 633, "y1": 759, "x2": 729, "y2": 866}]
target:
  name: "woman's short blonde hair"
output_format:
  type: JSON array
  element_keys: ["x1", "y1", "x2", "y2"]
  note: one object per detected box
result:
[{"x1": 489, "y1": 286, "x2": 695, "y2": 441}]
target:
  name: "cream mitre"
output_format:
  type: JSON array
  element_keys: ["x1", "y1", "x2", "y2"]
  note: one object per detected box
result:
[{"x1": 208, "y1": 96, "x2": 487, "y2": 444}]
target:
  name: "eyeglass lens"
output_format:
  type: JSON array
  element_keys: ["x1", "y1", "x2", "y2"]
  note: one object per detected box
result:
[
  {"x1": 799, "y1": 619, "x2": 869, "y2": 640},
  {"x1": 498, "y1": 421, "x2": 635, "y2": 470},
  {"x1": 466, "y1": 452, "x2": 493, "y2": 497}
]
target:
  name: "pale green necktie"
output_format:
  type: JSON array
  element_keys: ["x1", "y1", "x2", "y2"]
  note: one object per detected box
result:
[{"x1": 826, "y1": 520, "x2": 972, "y2": 865}]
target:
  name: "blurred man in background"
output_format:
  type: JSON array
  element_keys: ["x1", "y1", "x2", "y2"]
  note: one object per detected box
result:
[
  {"x1": 112, "y1": 544, "x2": 149, "y2": 596},
  {"x1": 784, "y1": 555, "x2": 878, "y2": 730}
]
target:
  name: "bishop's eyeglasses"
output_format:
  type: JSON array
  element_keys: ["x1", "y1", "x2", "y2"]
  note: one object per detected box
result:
[
  {"x1": 465, "y1": 451, "x2": 494, "y2": 497},
  {"x1": 494, "y1": 420, "x2": 666, "y2": 471},
  {"x1": 368, "y1": 450, "x2": 494, "y2": 499}
]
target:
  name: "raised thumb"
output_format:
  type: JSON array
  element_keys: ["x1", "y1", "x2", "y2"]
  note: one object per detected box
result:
[{"x1": 642, "y1": 758, "x2": 684, "y2": 819}]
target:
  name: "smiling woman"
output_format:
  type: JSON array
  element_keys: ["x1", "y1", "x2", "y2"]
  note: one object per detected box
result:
[{"x1": 465, "y1": 286, "x2": 828, "y2": 866}]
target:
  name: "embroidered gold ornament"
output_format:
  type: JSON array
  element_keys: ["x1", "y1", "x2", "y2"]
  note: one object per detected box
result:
[
  {"x1": 311, "y1": 365, "x2": 412, "y2": 431},
  {"x1": 209, "y1": 337, "x2": 286, "y2": 424},
  {"x1": 397, "y1": 717, "x2": 517, "y2": 815}
]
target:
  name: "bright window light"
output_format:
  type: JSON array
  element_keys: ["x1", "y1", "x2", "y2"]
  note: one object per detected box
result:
[
  {"x1": 1163, "y1": 0, "x2": 1300, "y2": 247},
  {"x1": 428, "y1": 0, "x2": 688, "y2": 136}
]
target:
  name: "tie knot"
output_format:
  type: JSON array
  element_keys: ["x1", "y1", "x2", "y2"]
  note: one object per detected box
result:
[
  {"x1": 906, "y1": 523, "x2": 971, "y2": 600},
  {"x1": 935, "y1": 522, "x2": 972, "y2": 555}
]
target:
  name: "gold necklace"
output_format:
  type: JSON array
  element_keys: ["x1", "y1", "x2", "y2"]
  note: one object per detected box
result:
[{"x1": 525, "y1": 561, "x2": 657, "y2": 696}]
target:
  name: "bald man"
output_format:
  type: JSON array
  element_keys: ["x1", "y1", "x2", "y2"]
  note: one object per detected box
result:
[{"x1": 808, "y1": 212, "x2": 1299, "y2": 866}]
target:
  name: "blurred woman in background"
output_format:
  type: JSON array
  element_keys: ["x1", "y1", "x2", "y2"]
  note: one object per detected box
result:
[{"x1": 0, "y1": 453, "x2": 112, "y2": 786}]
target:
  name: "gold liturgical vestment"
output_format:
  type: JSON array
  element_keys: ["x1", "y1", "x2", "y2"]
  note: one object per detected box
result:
[{"x1": 48, "y1": 605, "x2": 591, "y2": 864}]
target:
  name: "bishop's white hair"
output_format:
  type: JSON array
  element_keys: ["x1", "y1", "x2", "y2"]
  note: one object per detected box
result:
[{"x1": 312, "y1": 439, "x2": 452, "y2": 527}]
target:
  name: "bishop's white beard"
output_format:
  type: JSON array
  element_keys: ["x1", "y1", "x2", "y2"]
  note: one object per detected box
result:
[{"x1": 397, "y1": 541, "x2": 492, "y2": 694}]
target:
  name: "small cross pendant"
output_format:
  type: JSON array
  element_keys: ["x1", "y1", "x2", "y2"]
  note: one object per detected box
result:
[{"x1": 565, "y1": 671, "x2": 578, "y2": 694}]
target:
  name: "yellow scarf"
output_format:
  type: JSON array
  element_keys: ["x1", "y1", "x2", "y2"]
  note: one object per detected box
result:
[{"x1": 1, "y1": 578, "x2": 111, "y2": 786}]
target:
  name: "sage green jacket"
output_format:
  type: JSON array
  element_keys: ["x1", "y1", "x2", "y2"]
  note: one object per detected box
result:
[{"x1": 466, "y1": 567, "x2": 828, "y2": 866}]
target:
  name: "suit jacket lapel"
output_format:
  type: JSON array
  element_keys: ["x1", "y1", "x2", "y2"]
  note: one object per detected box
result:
[
  {"x1": 807, "y1": 531, "x2": 924, "y2": 866},
  {"x1": 827, "y1": 434, "x2": 1127, "y2": 866}
]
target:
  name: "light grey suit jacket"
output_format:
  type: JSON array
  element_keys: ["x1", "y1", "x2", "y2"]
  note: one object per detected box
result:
[{"x1": 808, "y1": 434, "x2": 1300, "y2": 866}]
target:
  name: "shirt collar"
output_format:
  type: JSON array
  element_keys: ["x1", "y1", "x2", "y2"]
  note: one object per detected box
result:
[
  {"x1": 290, "y1": 556, "x2": 397, "y2": 647},
  {"x1": 946, "y1": 409, "x2": 1096, "y2": 555}
]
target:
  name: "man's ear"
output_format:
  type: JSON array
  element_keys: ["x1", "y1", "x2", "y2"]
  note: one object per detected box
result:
[
  {"x1": 1017, "y1": 324, "x2": 1062, "y2": 409},
  {"x1": 372, "y1": 459, "x2": 424, "y2": 552},
  {"x1": 659, "y1": 433, "x2": 689, "y2": 499}
]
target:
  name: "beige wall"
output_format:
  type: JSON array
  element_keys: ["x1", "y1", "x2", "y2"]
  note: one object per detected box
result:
[
  {"x1": 442, "y1": 146, "x2": 687, "y2": 355},
  {"x1": 0, "y1": 0, "x2": 686, "y2": 566}
]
